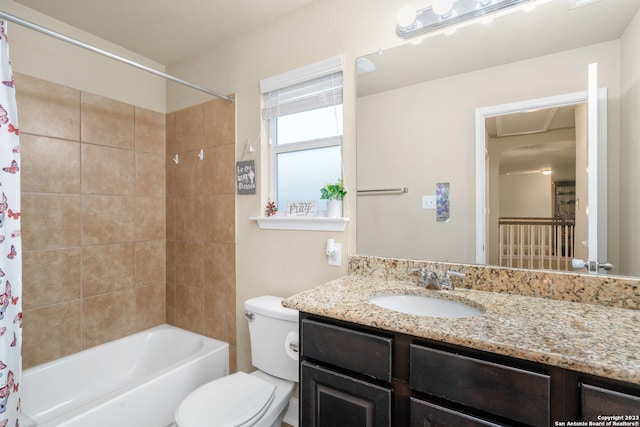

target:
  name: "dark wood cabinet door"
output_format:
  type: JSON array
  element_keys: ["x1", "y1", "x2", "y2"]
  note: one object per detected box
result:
[{"x1": 301, "y1": 361, "x2": 392, "y2": 427}]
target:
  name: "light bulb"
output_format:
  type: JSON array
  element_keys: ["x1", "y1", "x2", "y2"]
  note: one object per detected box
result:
[
  {"x1": 432, "y1": 0, "x2": 455, "y2": 16},
  {"x1": 397, "y1": 4, "x2": 418, "y2": 28}
]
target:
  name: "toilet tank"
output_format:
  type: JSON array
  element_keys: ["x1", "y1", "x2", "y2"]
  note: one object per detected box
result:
[{"x1": 244, "y1": 296, "x2": 299, "y2": 382}]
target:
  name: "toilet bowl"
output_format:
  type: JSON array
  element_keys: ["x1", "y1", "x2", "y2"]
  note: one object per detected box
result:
[{"x1": 174, "y1": 296, "x2": 299, "y2": 427}]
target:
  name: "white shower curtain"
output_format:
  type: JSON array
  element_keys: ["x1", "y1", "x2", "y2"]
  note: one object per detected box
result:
[{"x1": 0, "y1": 20, "x2": 22, "y2": 425}]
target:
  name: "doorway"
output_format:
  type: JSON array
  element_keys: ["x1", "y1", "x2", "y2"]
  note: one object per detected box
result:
[
  {"x1": 475, "y1": 90, "x2": 607, "y2": 270},
  {"x1": 485, "y1": 105, "x2": 584, "y2": 270}
]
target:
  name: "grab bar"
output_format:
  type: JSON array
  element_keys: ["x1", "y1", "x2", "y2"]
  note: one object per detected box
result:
[{"x1": 356, "y1": 187, "x2": 408, "y2": 196}]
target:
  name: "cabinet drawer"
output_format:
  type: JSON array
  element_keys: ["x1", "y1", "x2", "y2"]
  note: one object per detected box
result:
[
  {"x1": 302, "y1": 318, "x2": 393, "y2": 381},
  {"x1": 410, "y1": 397, "x2": 505, "y2": 427},
  {"x1": 410, "y1": 344, "x2": 550, "y2": 426},
  {"x1": 581, "y1": 383, "x2": 640, "y2": 420}
]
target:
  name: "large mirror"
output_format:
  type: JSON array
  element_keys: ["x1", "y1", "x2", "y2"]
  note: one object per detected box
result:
[{"x1": 356, "y1": 0, "x2": 640, "y2": 277}]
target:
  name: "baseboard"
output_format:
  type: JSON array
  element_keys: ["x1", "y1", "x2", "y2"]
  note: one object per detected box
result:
[{"x1": 282, "y1": 396, "x2": 299, "y2": 427}]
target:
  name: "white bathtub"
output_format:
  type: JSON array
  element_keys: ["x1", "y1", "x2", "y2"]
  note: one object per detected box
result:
[{"x1": 22, "y1": 324, "x2": 229, "y2": 427}]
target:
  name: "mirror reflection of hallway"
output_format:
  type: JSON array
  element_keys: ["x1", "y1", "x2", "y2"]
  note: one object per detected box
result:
[{"x1": 485, "y1": 104, "x2": 588, "y2": 271}]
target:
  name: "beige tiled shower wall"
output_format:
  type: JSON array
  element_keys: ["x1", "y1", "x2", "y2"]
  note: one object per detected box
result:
[
  {"x1": 166, "y1": 99, "x2": 237, "y2": 372},
  {"x1": 17, "y1": 73, "x2": 166, "y2": 369},
  {"x1": 17, "y1": 73, "x2": 236, "y2": 370}
]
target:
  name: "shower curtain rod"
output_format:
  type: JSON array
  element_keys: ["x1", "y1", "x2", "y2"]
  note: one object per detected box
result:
[{"x1": 0, "y1": 11, "x2": 234, "y2": 103}]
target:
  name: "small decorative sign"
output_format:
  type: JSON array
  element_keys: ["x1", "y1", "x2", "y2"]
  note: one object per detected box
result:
[
  {"x1": 286, "y1": 200, "x2": 316, "y2": 217},
  {"x1": 236, "y1": 160, "x2": 256, "y2": 195}
]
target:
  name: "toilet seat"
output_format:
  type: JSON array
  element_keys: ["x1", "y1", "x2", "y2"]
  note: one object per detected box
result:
[{"x1": 175, "y1": 372, "x2": 276, "y2": 427}]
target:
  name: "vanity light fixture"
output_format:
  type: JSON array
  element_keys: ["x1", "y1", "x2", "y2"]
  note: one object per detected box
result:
[{"x1": 396, "y1": 0, "x2": 551, "y2": 41}]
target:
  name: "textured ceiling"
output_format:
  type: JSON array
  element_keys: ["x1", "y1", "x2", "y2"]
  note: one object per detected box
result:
[{"x1": 13, "y1": 0, "x2": 313, "y2": 65}]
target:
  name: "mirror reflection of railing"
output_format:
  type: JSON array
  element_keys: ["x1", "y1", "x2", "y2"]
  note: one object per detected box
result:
[{"x1": 498, "y1": 217, "x2": 575, "y2": 271}]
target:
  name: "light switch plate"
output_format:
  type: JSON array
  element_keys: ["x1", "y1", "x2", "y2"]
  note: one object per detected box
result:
[
  {"x1": 328, "y1": 243, "x2": 342, "y2": 266},
  {"x1": 422, "y1": 195, "x2": 436, "y2": 209}
]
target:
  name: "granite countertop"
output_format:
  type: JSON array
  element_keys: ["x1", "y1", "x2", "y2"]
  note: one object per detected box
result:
[{"x1": 283, "y1": 274, "x2": 640, "y2": 385}]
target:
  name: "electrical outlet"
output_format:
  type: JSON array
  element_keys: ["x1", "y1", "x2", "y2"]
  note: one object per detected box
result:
[{"x1": 422, "y1": 195, "x2": 436, "y2": 209}]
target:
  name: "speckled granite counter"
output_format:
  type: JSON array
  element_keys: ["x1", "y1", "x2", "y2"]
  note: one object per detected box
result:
[{"x1": 283, "y1": 274, "x2": 640, "y2": 385}]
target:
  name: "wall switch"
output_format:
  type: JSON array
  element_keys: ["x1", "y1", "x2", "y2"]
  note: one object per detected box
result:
[
  {"x1": 328, "y1": 243, "x2": 342, "y2": 267},
  {"x1": 422, "y1": 195, "x2": 436, "y2": 209}
]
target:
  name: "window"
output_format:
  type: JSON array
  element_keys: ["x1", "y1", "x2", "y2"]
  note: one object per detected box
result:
[{"x1": 261, "y1": 56, "x2": 343, "y2": 215}]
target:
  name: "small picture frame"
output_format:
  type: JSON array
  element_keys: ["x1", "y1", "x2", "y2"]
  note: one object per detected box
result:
[{"x1": 286, "y1": 201, "x2": 316, "y2": 217}]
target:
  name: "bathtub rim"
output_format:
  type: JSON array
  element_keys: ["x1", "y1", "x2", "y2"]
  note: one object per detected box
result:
[{"x1": 23, "y1": 324, "x2": 228, "y2": 375}]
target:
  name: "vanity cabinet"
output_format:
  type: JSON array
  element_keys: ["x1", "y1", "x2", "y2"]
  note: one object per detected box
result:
[{"x1": 299, "y1": 313, "x2": 640, "y2": 427}]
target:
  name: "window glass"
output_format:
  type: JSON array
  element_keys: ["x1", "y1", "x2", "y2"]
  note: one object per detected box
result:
[
  {"x1": 276, "y1": 146, "x2": 342, "y2": 212},
  {"x1": 276, "y1": 105, "x2": 343, "y2": 145}
]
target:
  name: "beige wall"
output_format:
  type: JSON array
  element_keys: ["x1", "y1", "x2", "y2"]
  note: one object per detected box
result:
[
  {"x1": 498, "y1": 174, "x2": 552, "y2": 218},
  {"x1": 17, "y1": 74, "x2": 166, "y2": 368},
  {"x1": 620, "y1": 7, "x2": 640, "y2": 276},
  {"x1": 3, "y1": 0, "x2": 166, "y2": 112}
]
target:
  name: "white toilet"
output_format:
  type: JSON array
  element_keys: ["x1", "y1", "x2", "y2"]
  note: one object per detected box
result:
[{"x1": 174, "y1": 296, "x2": 299, "y2": 427}]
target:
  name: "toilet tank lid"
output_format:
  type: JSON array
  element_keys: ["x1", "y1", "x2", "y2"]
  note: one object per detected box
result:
[{"x1": 245, "y1": 295, "x2": 298, "y2": 322}]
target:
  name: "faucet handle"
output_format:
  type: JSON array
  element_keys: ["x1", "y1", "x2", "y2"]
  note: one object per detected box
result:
[
  {"x1": 441, "y1": 271, "x2": 465, "y2": 290},
  {"x1": 407, "y1": 267, "x2": 427, "y2": 278}
]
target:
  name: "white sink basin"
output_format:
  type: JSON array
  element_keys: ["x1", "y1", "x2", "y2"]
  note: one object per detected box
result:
[{"x1": 369, "y1": 294, "x2": 483, "y2": 318}]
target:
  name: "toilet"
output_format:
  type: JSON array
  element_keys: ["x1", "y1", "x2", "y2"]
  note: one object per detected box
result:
[{"x1": 174, "y1": 296, "x2": 299, "y2": 427}]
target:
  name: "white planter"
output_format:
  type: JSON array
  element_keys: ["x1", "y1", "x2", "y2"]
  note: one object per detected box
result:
[{"x1": 327, "y1": 200, "x2": 343, "y2": 218}]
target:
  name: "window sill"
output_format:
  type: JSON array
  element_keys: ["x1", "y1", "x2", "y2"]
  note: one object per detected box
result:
[{"x1": 250, "y1": 216, "x2": 349, "y2": 231}]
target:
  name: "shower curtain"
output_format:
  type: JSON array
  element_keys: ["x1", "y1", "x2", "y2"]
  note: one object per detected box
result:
[{"x1": 0, "y1": 20, "x2": 22, "y2": 425}]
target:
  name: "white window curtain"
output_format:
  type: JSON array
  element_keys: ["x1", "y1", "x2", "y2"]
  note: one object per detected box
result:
[{"x1": 261, "y1": 55, "x2": 343, "y2": 120}]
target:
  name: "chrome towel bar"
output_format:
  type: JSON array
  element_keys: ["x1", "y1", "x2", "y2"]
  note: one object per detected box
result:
[{"x1": 356, "y1": 187, "x2": 408, "y2": 196}]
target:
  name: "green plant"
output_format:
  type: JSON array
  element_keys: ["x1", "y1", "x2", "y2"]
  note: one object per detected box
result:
[{"x1": 320, "y1": 179, "x2": 347, "y2": 200}]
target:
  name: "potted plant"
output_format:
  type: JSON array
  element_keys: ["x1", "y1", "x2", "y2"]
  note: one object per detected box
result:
[{"x1": 320, "y1": 179, "x2": 347, "y2": 217}]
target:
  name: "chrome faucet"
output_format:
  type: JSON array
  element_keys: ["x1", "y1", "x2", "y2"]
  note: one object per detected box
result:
[
  {"x1": 408, "y1": 267, "x2": 441, "y2": 289},
  {"x1": 408, "y1": 268, "x2": 465, "y2": 290}
]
